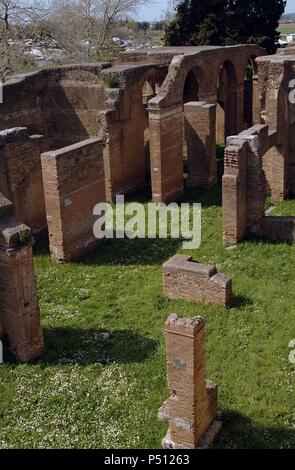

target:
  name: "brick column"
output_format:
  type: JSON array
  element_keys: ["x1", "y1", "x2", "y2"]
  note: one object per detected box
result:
[
  {"x1": 222, "y1": 141, "x2": 247, "y2": 245},
  {"x1": 0, "y1": 194, "x2": 44, "y2": 362},
  {"x1": 235, "y1": 82, "x2": 245, "y2": 134},
  {"x1": 252, "y1": 75, "x2": 261, "y2": 125},
  {"x1": 271, "y1": 145, "x2": 287, "y2": 201},
  {"x1": 184, "y1": 102, "x2": 217, "y2": 189},
  {"x1": 159, "y1": 314, "x2": 221, "y2": 449},
  {"x1": 149, "y1": 104, "x2": 184, "y2": 203}
]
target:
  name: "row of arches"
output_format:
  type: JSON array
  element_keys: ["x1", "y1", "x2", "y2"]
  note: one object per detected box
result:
[
  {"x1": 133, "y1": 55, "x2": 261, "y2": 202},
  {"x1": 183, "y1": 56, "x2": 259, "y2": 144}
]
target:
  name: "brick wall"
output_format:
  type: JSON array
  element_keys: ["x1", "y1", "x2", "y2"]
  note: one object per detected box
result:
[
  {"x1": 163, "y1": 255, "x2": 232, "y2": 306},
  {"x1": 41, "y1": 139, "x2": 106, "y2": 262},
  {"x1": 159, "y1": 314, "x2": 221, "y2": 449},
  {"x1": 0, "y1": 193, "x2": 44, "y2": 362},
  {"x1": 0, "y1": 127, "x2": 47, "y2": 237},
  {"x1": 101, "y1": 85, "x2": 147, "y2": 201}
]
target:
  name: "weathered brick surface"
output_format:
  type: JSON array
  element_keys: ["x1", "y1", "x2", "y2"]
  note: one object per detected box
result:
[
  {"x1": 0, "y1": 194, "x2": 44, "y2": 362},
  {"x1": 149, "y1": 105, "x2": 184, "y2": 203},
  {"x1": 159, "y1": 314, "x2": 221, "y2": 449},
  {"x1": 184, "y1": 101, "x2": 217, "y2": 189},
  {"x1": 223, "y1": 125, "x2": 271, "y2": 245},
  {"x1": 163, "y1": 255, "x2": 232, "y2": 306},
  {"x1": 0, "y1": 128, "x2": 46, "y2": 237},
  {"x1": 41, "y1": 139, "x2": 106, "y2": 262}
]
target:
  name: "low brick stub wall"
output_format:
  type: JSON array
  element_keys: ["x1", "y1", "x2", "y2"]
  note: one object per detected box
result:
[
  {"x1": 41, "y1": 138, "x2": 106, "y2": 262},
  {"x1": 163, "y1": 255, "x2": 232, "y2": 307},
  {"x1": 159, "y1": 314, "x2": 221, "y2": 449}
]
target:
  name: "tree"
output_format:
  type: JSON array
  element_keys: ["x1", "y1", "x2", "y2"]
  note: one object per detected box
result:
[
  {"x1": 49, "y1": 0, "x2": 150, "y2": 60},
  {"x1": 164, "y1": 0, "x2": 286, "y2": 54},
  {"x1": 0, "y1": 0, "x2": 48, "y2": 31},
  {"x1": 138, "y1": 21, "x2": 150, "y2": 35}
]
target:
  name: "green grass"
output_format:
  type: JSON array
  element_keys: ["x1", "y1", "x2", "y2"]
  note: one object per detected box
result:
[
  {"x1": 279, "y1": 23, "x2": 295, "y2": 34},
  {"x1": 0, "y1": 180, "x2": 295, "y2": 449}
]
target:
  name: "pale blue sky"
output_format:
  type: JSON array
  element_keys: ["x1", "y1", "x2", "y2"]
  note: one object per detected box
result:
[{"x1": 137, "y1": 0, "x2": 295, "y2": 21}]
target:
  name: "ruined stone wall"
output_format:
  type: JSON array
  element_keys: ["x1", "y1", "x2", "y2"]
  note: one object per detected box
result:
[
  {"x1": 159, "y1": 314, "x2": 220, "y2": 449},
  {"x1": 146, "y1": 45, "x2": 265, "y2": 203},
  {"x1": 223, "y1": 125, "x2": 270, "y2": 245},
  {"x1": 41, "y1": 138, "x2": 105, "y2": 262},
  {"x1": 41, "y1": 67, "x2": 109, "y2": 149},
  {"x1": 0, "y1": 193, "x2": 44, "y2": 362},
  {"x1": 100, "y1": 65, "x2": 168, "y2": 201},
  {"x1": 0, "y1": 127, "x2": 47, "y2": 236},
  {"x1": 257, "y1": 55, "x2": 295, "y2": 198},
  {"x1": 163, "y1": 255, "x2": 232, "y2": 306},
  {"x1": 0, "y1": 64, "x2": 111, "y2": 151}
]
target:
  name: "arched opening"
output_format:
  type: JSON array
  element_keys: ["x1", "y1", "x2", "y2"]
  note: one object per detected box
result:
[
  {"x1": 216, "y1": 60, "x2": 238, "y2": 144},
  {"x1": 243, "y1": 57, "x2": 259, "y2": 129},
  {"x1": 183, "y1": 70, "x2": 199, "y2": 104}
]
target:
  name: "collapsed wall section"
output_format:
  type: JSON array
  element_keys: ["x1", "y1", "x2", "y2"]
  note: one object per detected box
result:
[{"x1": 163, "y1": 255, "x2": 232, "y2": 306}]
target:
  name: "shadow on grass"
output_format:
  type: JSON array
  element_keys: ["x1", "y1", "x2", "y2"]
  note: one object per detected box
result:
[
  {"x1": 245, "y1": 233, "x2": 294, "y2": 246},
  {"x1": 2, "y1": 328, "x2": 158, "y2": 366},
  {"x1": 33, "y1": 234, "x2": 182, "y2": 266},
  {"x1": 44, "y1": 328, "x2": 157, "y2": 366},
  {"x1": 229, "y1": 294, "x2": 253, "y2": 309},
  {"x1": 213, "y1": 410, "x2": 295, "y2": 449}
]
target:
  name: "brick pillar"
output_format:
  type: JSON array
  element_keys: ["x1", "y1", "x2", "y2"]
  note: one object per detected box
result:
[
  {"x1": 0, "y1": 194, "x2": 44, "y2": 362},
  {"x1": 184, "y1": 102, "x2": 217, "y2": 189},
  {"x1": 149, "y1": 104, "x2": 184, "y2": 203},
  {"x1": 245, "y1": 135, "x2": 268, "y2": 227},
  {"x1": 222, "y1": 141, "x2": 247, "y2": 245},
  {"x1": 271, "y1": 145, "x2": 287, "y2": 201},
  {"x1": 226, "y1": 84, "x2": 239, "y2": 137},
  {"x1": 159, "y1": 314, "x2": 221, "y2": 449},
  {"x1": 252, "y1": 75, "x2": 261, "y2": 125}
]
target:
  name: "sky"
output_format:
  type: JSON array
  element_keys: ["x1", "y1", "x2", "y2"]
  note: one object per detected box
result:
[{"x1": 137, "y1": 0, "x2": 295, "y2": 22}]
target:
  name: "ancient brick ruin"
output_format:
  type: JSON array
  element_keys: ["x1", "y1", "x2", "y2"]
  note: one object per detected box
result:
[
  {"x1": 41, "y1": 139, "x2": 105, "y2": 262},
  {"x1": 1, "y1": 44, "x2": 295, "y2": 365},
  {"x1": 159, "y1": 314, "x2": 221, "y2": 449},
  {"x1": 163, "y1": 255, "x2": 232, "y2": 306},
  {"x1": 0, "y1": 193, "x2": 44, "y2": 362},
  {"x1": 223, "y1": 53, "x2": 295, "y2": 245}
]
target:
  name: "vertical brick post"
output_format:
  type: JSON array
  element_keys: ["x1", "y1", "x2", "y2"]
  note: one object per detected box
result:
[
  {"x1": 184, "y1": 102, "x2": 217, "y2": 189},
  {"x1": 149, "y1": 104, "x2": 184, "y2": 203},
  {"x1": 0, "y1": 194, "x2": 44, "y2": 362},
  {"x1": 159, "y1": 314, "x2": 221, "y2": 449},
  {"x1": 222, "y1": 141, "x2": 247, "y2": 245}
]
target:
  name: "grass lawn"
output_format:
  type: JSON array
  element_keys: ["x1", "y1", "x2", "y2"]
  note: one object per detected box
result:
[
  {"x1": 279, "y1": 22, "x2": 295, "y2": 34},
  {"x1": 0, "y1": 170, "x2": 295, "y2": 449}
]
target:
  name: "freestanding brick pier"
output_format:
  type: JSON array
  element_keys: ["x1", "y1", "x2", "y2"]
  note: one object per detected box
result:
[
  {"x1": 163, "y1": 255, "x2": 232, "y2": 306},
  {"x1": 41, "y1": 138, "x2": 106, "y2": 262},
  {"x1": 0, "y1": 194, "x2": 44, "y2": 362},
  {"x1": 159, "y1": 314, "x2": 221, "y2": 449}
]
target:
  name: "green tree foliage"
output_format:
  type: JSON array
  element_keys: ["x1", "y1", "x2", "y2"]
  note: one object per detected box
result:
[{"x1": 165, "y1": 0, "x2": 286, "y2": 53}]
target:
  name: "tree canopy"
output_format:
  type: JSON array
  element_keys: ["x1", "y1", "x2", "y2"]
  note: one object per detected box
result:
[{"x1": 164, "y1": 0, "x2": 287, "y2": 54}]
